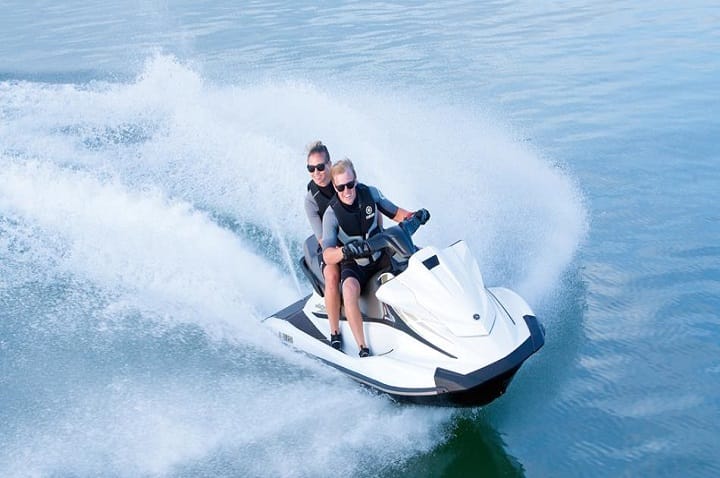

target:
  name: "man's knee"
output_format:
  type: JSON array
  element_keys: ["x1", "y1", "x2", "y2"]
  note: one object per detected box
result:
[
  {"x1": 342, "y1": 277, "x2": 361, "y2": 298},
  {"x1": 324, "y1": 264, "x2": 340, "y2": 284}
]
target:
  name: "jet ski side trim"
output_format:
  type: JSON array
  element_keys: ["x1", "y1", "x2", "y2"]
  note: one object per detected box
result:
[
  {"x1": 266, "y1": 295, "x2": 329, "y2": 343},
  {"x1": 270, "y1": 295, "x2": 309, "y2": 320},
  {"x1": 523, "y1": 314, "x2": 545, "y2": 352},
  {"x1": 435, "y1": 334, "x2": 534, "y2": 393},
  {"x1": 435, "y1": 315, "x2": 545, "y2": 402},
  {"x1": 432, "y1": 315, "x2": 545, "y2": 405}
]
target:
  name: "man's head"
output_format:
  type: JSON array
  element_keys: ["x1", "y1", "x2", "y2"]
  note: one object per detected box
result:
[
  {"x1": 331, "y1": 158, "x2": 358, "y2": 206},
  {"x1": 306, "y1": 140, "x2": 331, "y2": 187}
]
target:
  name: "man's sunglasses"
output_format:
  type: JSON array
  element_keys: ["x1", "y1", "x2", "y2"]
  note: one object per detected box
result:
[
  {"x1": 307, "y1": 163, "x2": 327, "y2": 173},
  {"x1": 335, "y1": 180, "x2": 356, "y2": 192}
]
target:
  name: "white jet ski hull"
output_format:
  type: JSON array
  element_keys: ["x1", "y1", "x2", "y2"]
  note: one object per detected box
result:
[
  {"x1": 267, "y1": 211, "x2": 544, "y2": 407},
  {"x1": 264, "y1": 240, "x2": 544, "y2": 407}
]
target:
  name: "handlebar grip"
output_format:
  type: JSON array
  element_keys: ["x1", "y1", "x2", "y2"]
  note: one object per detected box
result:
[{"x1": 400, "y1": 216, "x2": 422, "y2": 236}]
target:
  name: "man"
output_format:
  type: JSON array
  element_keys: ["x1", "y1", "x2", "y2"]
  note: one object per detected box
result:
[
  {"x1": 304, "y1": 141, "x2": 343, "y2": 349},
  {"x1": 322, "y1": 158, "x2": 427, "y2": 357}
]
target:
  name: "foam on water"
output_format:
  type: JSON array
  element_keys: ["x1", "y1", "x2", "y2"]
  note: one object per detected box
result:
[{"x1": 0, "y1": 55, "x2": 587, "y2": 477}]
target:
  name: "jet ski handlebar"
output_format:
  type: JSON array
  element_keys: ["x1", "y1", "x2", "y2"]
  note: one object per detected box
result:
[
  {"x1": 365, "y1": 209, "x2": 430, "y2": 260},
  {"x1": 402, "y1": 208, "x2": 430, "y2": 235}
]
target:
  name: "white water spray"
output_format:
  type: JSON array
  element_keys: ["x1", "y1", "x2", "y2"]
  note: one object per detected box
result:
[{"x1": 0, "y1": 54, "x2": 587, "y2": 477}]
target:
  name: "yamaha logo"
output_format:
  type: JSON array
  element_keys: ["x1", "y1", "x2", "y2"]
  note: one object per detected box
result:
[{"x1": 365, "y1": 205, "x2": 373, "y2": 215}]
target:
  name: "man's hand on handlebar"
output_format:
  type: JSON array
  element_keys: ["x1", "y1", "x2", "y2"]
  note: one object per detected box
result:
[{"x1": 342, "y1": 240, "x2": 373, "y2": 260}]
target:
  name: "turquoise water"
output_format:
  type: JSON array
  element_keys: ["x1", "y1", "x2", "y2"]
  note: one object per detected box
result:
[{"x1": 1, "y1": 1, "x2": 718, "y2": 477}]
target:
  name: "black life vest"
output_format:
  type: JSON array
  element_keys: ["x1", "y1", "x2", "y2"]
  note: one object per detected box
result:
[
  {"x1": 329, "y1": 183, "x2": 382, "y2": 265},
  {"x1": 307, "y1": 180, "x2": 335, "y2": 218}
]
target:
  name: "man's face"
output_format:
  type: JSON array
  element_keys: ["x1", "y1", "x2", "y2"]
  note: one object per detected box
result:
[
  {"x1": 307, "y1": 152, "x2": 330, "y2": 187},
  {"x1": 333, "y1": 170, "x2": 357, "y2": 206}
]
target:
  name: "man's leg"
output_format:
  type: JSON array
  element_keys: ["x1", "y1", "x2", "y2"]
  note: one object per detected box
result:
[
  {"x1": 323, "y1": 263, "x2": 341, "y2": 335},
  {"x1": 342, "y1": 277, "x2": 366, "y2": 350}
]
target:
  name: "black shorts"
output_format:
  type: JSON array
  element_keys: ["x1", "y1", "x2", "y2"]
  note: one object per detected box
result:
[{"x1": 340, "y1": 254, "x2": 390, "y2": 290}]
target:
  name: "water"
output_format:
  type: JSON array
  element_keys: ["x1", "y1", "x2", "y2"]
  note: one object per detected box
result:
[{"x1": 1, "y1": 1, "x2": 718, "y2": 476}]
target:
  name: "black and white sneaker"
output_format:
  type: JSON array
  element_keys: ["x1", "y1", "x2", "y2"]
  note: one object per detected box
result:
[
  {"x1": 330, "y1": 332, "x2": 342, "y2": 350},
  {"x1": 359, "y1": 346, "x2": 370, "y2": 358}
]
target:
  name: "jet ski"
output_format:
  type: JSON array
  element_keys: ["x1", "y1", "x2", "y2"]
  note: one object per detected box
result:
[{"x1": 263, "y1": 215, "x2": 545, "y2": 407}]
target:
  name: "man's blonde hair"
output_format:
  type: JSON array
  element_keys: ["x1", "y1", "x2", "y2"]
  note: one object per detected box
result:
[{"x1": 331, "y1": 158, "x2": 357, "y2": 182}]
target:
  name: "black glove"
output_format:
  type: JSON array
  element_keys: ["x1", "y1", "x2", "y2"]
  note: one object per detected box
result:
[
  {"x1": 413, "y1": 208, "x2": 431, "y2": 225},
  {"x1": 342, "y1": 240, "x2": 373, "y2": 260}
]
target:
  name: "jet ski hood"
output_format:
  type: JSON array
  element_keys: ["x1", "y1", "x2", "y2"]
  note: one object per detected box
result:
[{"x1": 376, "y1": 241, "x2": 497, "y2": 337}]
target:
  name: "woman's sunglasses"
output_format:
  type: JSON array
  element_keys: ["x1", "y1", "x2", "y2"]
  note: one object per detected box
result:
[
  {"x1": 335, "y1": 180, "x2": 356, "y2": 192},
  {"x1": 307, "y1": 163, "x2": 327, "y2": 173}
]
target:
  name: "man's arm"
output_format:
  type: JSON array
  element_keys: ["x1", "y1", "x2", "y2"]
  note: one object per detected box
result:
[
  {"x1": 321, "y1": 208, "x2": 345, "y2": 265},
  {"x1": 391, "y1": 207, "x2": 412, "y2": 222},
  {"x1": 372, "y1": 187, "x2": 412, "y2": 223},
  {"x1": 323, "y1": 245, "x2": 345, "y2": 265}
]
